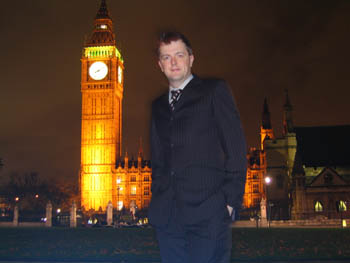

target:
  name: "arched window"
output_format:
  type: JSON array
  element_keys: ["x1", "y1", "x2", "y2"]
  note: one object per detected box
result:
[
  {"x1": 315, "y1": 201, "x2": 323, "y2": 212},
  {"x1": 337, "y1": 200, "x2": 347, "y2": 212}
]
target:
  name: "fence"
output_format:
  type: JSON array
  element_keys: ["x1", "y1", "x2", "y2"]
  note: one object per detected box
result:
[{"x1": 0, "y1": 201, "x2": 119, "y2": 228}]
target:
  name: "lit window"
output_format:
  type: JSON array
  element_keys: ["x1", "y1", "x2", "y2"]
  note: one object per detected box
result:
[
  {"x1": 253, "y1": 184, "x2": 259, "y2": 193},
  {"x1": 338, "y1": 200, "x2": 347, "y2": 212},
  {"x1": 101, "y1": 24, "x2": 107, "y2": 29},
  {"x1": 315, "y1": 201, "x2": 323, "y2": 212},
  {"x1": 131, "y1": 176, "x2": 136, "y2": 182},
  {"x1": 144, "y1": 186, "x2": 150, "y2": 196},
  {"x1": 131, "y1": 186, "x2": 136, "y2": 195}
]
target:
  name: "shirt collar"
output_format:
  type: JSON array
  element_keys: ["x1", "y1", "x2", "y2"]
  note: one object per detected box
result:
[{"x1": 168, "y1": 74, "x2": 193, "y2": 101}]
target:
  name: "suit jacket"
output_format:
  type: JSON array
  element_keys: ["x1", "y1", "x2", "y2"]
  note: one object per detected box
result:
[{"x1": 148, "y1": 76, "x2": 247, "y2": 227}]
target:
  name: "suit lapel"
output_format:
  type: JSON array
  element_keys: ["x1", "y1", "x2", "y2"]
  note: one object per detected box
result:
[
  {"x1": 158, "y1": 93, "x2": 171, "y2": 114},
  {"x1": 157, "y1": 76, "x2": 203, "y2": 114},
  {"x1": 174, "y1": 76, "x2": 202, "y2": 111}
]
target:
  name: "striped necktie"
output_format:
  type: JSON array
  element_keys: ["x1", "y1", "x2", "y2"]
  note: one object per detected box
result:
[{"x1": 170, "y1": 90, "x2": 182, "y2": 111}]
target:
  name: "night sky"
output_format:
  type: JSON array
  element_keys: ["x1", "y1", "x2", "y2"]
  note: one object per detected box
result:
[{"x1": 1, "y1": 0, "x2": 349, "y2": 183}]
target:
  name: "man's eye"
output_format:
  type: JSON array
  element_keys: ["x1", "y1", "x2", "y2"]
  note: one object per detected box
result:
[
  {"x1": 162, "y1": 56, "x2": 169, "y2": 60},
  {"x1": 177, "y1": 53, "x2": 184, "y2": 58}
]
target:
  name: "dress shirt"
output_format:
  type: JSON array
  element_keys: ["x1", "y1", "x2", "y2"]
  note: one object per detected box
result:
[{"x1": 168, "y1": 74, "x2": 194, "y2": 103}]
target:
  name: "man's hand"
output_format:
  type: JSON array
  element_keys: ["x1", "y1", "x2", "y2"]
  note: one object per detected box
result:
[{"x1": 227, "y1": 205, "x2": 233, "y2": 216}]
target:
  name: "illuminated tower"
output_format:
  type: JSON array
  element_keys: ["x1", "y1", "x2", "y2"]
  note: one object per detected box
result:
[{"x1": 80, "y1": 0, "x2": 124, "y2": 211}]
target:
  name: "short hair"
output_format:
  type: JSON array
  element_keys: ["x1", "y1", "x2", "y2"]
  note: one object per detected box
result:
[{"x1": 157, "y1": 31, "x2": 193, "y2": 57}]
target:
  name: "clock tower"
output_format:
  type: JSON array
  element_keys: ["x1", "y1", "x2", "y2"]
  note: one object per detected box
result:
[{"x1": 80, "y1": 0, "x2": 124, "y2": 211}]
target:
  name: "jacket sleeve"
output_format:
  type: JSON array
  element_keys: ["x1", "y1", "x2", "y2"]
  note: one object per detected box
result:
[
  {"x1": 150, "y1": 103, "x2": 164, "y2": 193},
  {"x1": 213, "y1": 80, "x2": 247, "y2": 209}
]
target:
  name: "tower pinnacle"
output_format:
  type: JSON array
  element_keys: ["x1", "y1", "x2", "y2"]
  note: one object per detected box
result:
[
  {"x1": 96, "y1": 0, "x2": 110, "y2": 19},
  {"x1": 85, "y1": 0, "x2": 115, "y2": 47},
  {"x1": 284, "y1": 89, "x2": 293, "y2": 111},
  {"x1": 262, "y1": 98, "x2": 272, "y2": 130},
  {"x1": 283, "y1": 89, "x2": 294, "y2": 135},
  {"x1": 260, "y1": 98, "x2": 274, "y2": 150},
  {"x1": 138, "y1": 137, "x2": 144, "y2": 158}
]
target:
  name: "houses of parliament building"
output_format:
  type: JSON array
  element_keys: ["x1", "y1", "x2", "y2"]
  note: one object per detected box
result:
[{"x1": 243, "y1": 92, "x2": 350, "y2": 220}]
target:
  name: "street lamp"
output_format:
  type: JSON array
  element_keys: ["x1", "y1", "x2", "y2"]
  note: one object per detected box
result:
[
  {"x1": 265, "y1": 176, "x2": 271, "y2": 185},
  {"x1": 117, "y1": 178, "x2": 121, "y2": 211},
  {"x1": 264, "y1": 176, "x2": 272, "y2": 228},
  {"x1": 116, "y1": 178, "x2": 124, "y2": 223}
]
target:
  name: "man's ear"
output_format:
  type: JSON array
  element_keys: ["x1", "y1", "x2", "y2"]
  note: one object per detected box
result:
[
  {"x1": 158, "y1": 60, "x2": 164, "y2": 72},
  {"x1": 190, "y1": 55, "x2": 194, "y2": 67}
]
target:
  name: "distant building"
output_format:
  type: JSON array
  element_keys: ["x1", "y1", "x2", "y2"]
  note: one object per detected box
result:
[
  {"x1": 79, "y1": 0, "x2": 151, "y2": 212},
  {"x1": 291, "y1": 126, "x2": 350, "y2": 220},
  {"x1": 243, "y1": 147, "x2": 265, "y2": 209},
  {"x1": 243, "y1": 91, "x2": 350, "y2": 220},
  {"x1": 243, "y1": 98, "x2": 273, "y2": 210}
]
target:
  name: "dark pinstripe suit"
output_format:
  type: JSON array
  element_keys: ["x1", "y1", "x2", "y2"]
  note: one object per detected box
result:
[{"x1": 149, "y1": 76, "x2": 247, "y2": 263}]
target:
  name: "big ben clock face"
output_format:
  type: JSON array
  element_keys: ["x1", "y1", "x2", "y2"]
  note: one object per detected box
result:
[
  {"x1": 89, "y1": 61, "x2": 108, "y2": 80},
  {"x1": 118, "y1": 66, "x2": 123, "y2": 83}
]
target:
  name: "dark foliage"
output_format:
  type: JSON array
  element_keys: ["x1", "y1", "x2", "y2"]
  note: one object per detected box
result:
[{"x1": 0, "y1": 172, "x2": 77, "y2": 212}]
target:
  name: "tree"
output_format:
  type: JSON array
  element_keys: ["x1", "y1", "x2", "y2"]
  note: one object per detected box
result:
[{"x1": 0, "y1": 172, "x2": 74, "y2": 212}]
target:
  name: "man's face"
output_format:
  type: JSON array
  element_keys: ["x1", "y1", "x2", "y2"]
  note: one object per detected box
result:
[{"x1": 158, "y1": 40, "x2": 194, "y2": 88}]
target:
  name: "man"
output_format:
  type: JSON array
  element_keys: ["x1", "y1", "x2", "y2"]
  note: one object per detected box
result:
[{"x1": 149, "y1": 31, "x2": 247, "y2": 263}]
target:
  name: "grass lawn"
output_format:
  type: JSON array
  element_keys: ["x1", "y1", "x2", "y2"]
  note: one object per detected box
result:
[{"x1": 0, "y1": 227, "x2": 350, "y2": 262}]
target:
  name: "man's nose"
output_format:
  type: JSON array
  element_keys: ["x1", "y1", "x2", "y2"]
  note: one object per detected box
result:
[{"x1": 170, "y1": 57, "x2": 177, "y2": 65}]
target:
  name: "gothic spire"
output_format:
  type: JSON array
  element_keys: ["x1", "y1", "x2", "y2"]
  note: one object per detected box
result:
[
  {"x1": 85, "y1": 0, "x2": 115, "y2": 47},
  {"x1": 283, "y1": 89, "x2": 294, "y2": 135},
  {"x1": 260, "y1": 98, "x2": 274, "y2": 150},
  {"x1": 284, "y1": 89, "x2": 293, "y2": 111},
  {"x1": 96, "y1": 0, "x2": 110, "y2": 20},
  {"x1": 138, "y1": 137, "x2": 144, "y2": 158},
  {"x1": 125, "y1": 149, "x2": 128, "y2": 158},
  {"x1": 262, "y1": 98, "x2": 272, "y2": 130}
]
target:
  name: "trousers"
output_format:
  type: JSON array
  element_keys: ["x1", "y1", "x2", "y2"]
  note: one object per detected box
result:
[{"x1": 155, "y1": 206, "x2": 232, "y2": 263}]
